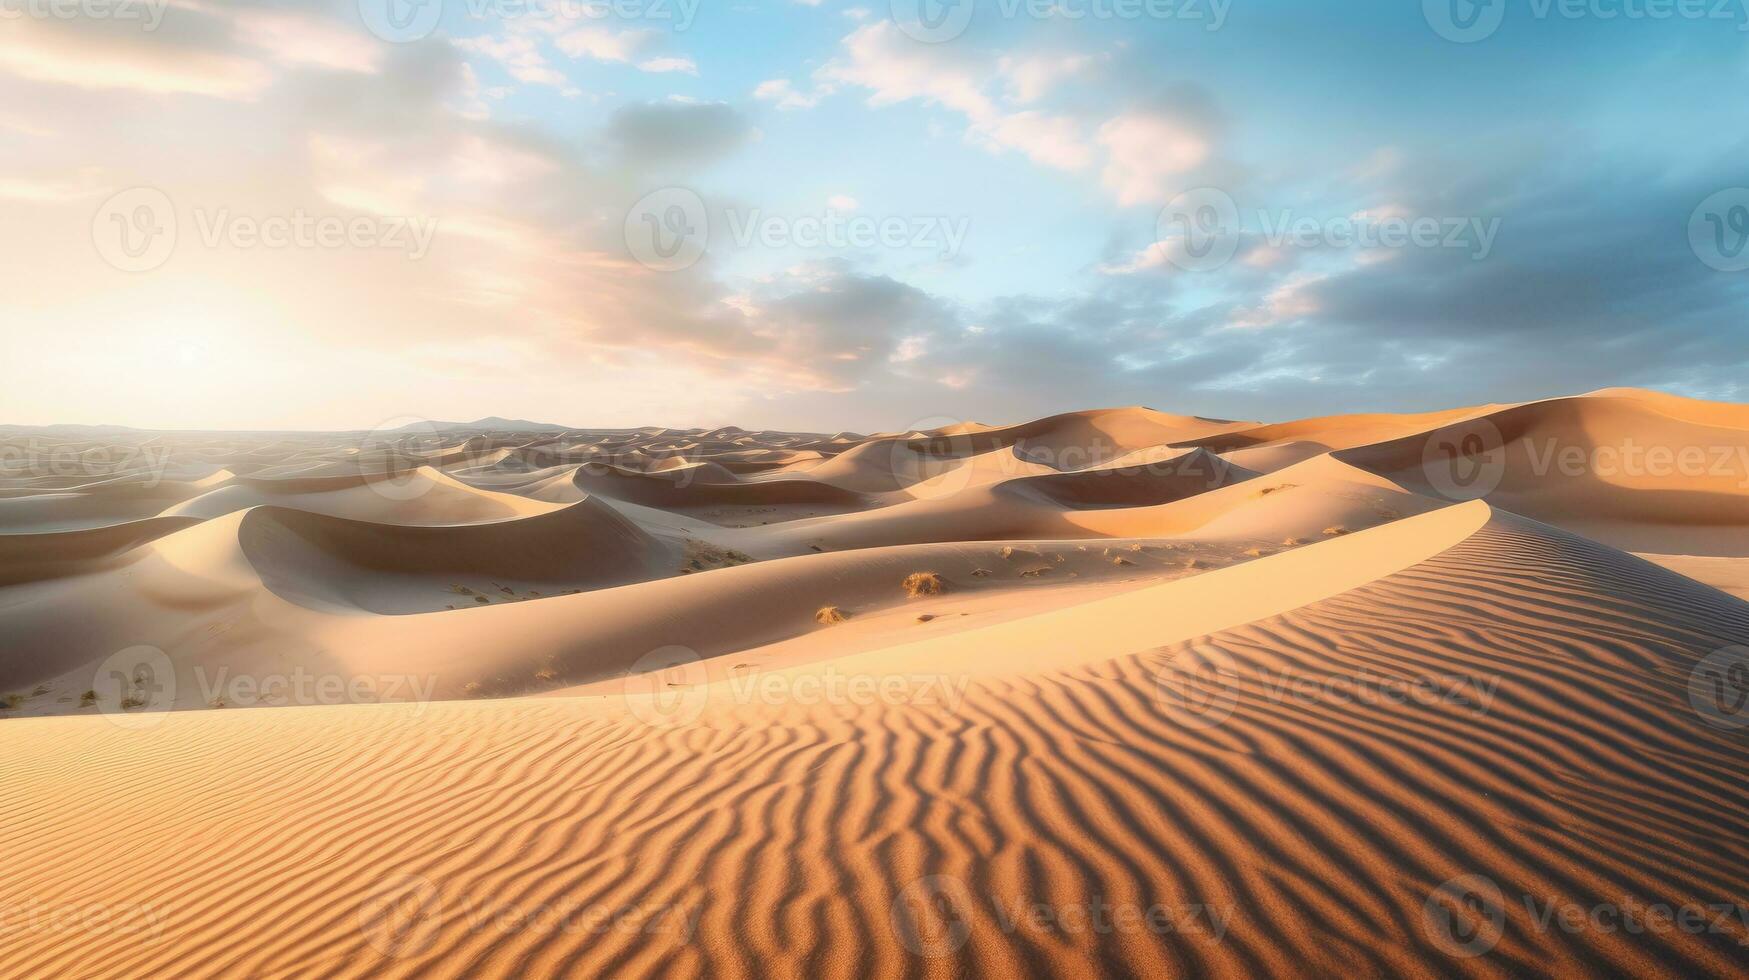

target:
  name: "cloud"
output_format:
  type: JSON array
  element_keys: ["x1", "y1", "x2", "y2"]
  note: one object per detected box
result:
[
  {"x1": 637, "y1": 56, "x2": 698, "y2": 75},
  {"x1": 1097, "y1": 107, "x2": 1215, "y2": 207},
  {"x1": 818, "y1": 23, "x2": 1092, "y2": 172},
  {"x1": 998, "y1": 53, "x2": 1092, "y2": 104},
  {"x1": 754, "y1": 78, "x2": 828, "y2": 110},
  {"x1": 554, "y1": 26, "x2": 662, "y2": 63},
  {"x1": 0, "y1": 13, "x2": 273, "y2": 99},
  {"x1": 606, "y1": 102, "x2": 758, "y2": 170},
  {"x1": 453, "y1": 34, "x2": 568, "y2": 88}
]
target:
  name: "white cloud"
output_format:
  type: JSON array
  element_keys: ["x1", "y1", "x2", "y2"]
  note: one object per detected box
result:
[
  {"x1": 1097, "y1": 111, "x2": 1211, "y2": 206},
  {"x1": 555, "y1": 26, "x2": 661, "y2": 63},
  {"x1": 820, "y1": 23, "x2": 1092, "y2": 172},
  {"x1": 638, "y1": 56, "x2": 698, "y2": 75},
  {"x1": 754, "y1": 78, "x2": 830, "y2": 110},
  {"x1": 972, "y1": 110, "x2": 1092, "y2": 171},
  {"x1": 998, "y1": 53, "x2": 1091, "y2": 104},
  {"x1": 454, "y1": 34, "x2": 569, "y2": 88}
]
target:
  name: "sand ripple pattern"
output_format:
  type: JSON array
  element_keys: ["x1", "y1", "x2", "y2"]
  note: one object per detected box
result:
[{"x1": 2, "y1": 515, "x2": 1747, "y2": 978}]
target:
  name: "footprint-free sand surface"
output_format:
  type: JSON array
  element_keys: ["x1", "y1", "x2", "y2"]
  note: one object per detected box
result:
[{"x1": 3, "y1": 389, "x2": 1748, "y2": 977}]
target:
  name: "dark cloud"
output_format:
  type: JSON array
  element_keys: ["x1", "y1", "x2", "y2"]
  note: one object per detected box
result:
[{"x1": 606, "y1": 102, "x2": 758, "y2": 173}]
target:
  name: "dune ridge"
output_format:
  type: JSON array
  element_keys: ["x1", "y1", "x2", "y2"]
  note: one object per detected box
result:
[{"x1": 3, "y1": 388, "x2": 1748, "y2": 978}]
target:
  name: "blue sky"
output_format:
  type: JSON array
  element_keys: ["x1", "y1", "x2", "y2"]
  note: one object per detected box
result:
[{"x1": 0, "y1": 0, "x2": 1745, "y2": 429}]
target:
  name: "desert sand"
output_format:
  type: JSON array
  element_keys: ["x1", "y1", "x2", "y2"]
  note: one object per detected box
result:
[{"x1": 3, "y1": 388, "x2": 1748, "y2": 977}]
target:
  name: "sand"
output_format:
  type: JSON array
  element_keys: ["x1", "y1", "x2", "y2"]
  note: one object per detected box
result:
[{"x1": 2, "y1": 390, "x2": 1747, "y2": 978}]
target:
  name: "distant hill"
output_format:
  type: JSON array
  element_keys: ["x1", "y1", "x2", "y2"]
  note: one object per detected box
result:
[{"x1": 392, "y1": 417, "x2": 574, "y2": 434}]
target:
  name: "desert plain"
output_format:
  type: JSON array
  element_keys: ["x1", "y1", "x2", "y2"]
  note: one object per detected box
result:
[{"x1": 2, "y1": 387, "x2": 1748, "y2": 977}]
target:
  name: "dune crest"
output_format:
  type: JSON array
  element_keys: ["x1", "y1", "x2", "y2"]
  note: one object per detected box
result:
[{"x1": 4, "y1": 392, "x2": 1749, "y2": 978}]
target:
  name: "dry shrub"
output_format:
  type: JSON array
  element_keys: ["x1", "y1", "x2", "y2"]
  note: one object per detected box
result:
[
  {"x1": 816, "y1": 605, "x2": 848, "y2": 625},
  {"x1": 903, "y1": 572, "x2": 945, "y2": 598}
]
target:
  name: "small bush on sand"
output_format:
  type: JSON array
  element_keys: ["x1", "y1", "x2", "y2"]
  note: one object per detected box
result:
[
  {"x1": 816, "y1": 605, "x2": 848, "y2": 625},
  {"x1": 80, "y1": 690, "x2": 97, "y2": 707},
  {"x1": 902, "y1": 572, "x2": 945, "y2": 597},
  {"x1": 535, "y1": 668, "x2": 560, "y2": 682},
  {"x1": 1112, "y1": 556, "x2": 1135, "y2": 566},
  {"x1": 1323, "y1": 525, "x2": 1350, "y2": 536}
]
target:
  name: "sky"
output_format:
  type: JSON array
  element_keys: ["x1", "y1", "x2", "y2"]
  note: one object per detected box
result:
[{"x1": 0, "y1": 0, "x2": 1745, "y2": 432}]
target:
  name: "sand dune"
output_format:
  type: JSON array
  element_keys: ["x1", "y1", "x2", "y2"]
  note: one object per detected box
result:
[
  {"x1": 3, "y1": 388, "x2": 1748, "y2": 978},
  {"x1": 1337, "y1": 392, "x2": 1749, "y2": 554}
]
